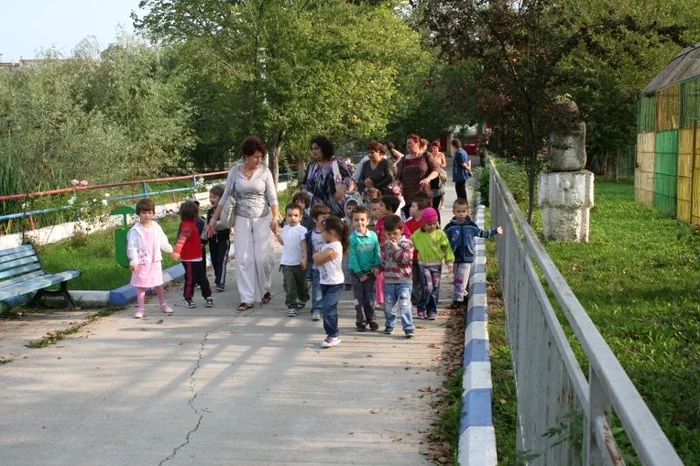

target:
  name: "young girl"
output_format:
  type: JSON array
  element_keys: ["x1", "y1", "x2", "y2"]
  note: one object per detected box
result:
[
  {"x1": 172, "y1": 200, "x2": 213, "y2": 308},
  {"x1": 411, "y1": 207, "x2": 454, "y2": 320},
  {"x1": 313, "y1": 215, "x2": 349, "y2": 348},
  {"x1": 127, "y1": 198, "x2": 174, "y2": 319}
]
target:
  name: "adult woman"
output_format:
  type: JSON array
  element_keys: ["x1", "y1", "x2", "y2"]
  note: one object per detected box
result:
[
  {"x1": 358, "y1": 142, "x2": 393, "y2": 195},
  {"x1": 385, "y1": 141, "x2": 404, "y2": 175},
  {"x1": 206, "y1": 136, "x2": 280, "y2": 312},
  {"x1": 301, "y1": 136, "x2": 353, "y2": 218},
  {"x1": 395, "y1": 134, "x2": 439, "y2": 219},
  {"x1": 429, "y1": 140, "x2": 447, "y2": 211}
]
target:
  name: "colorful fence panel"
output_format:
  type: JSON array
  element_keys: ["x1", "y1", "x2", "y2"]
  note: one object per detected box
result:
[
  {"x1": 681, "y1": 77, "x2": 700, "y2": 129},
  {"x1": 677, "y1": 129, "x2": 694, "y2": 221},
  {"x1": 654, "y1": 130, "x2": 679, "y2": 213},
  {"x1": 635, "y1": 132, "x2": 655, "y2": 205},
  {"x1": 638, "y1": 95, "x2": 656, "y2": 133},
  {"x1": 656, "y1": 85, "x2": 681, "y2": 131}
]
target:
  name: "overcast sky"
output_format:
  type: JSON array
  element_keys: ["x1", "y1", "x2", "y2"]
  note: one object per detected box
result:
[{"x1": 0, "y1": 0, "x2": 146, "y2": 61}]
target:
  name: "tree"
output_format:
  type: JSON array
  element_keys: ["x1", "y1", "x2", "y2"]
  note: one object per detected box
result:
[{"x1": 422, "y1": 0, "x2": 694, "y2": 222}]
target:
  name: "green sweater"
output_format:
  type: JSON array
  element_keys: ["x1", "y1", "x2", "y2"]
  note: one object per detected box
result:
[
  {"x1": 349, "y1": 230, "x2": 381, "y2": 273},
  {"x1": 411, "y1": 228, "x2": 455, "y2": 266}
]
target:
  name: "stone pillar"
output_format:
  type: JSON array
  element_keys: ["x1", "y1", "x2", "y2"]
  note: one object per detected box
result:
[{"x1": 538, "y1": 100, "x2": 594, "y2": 242}]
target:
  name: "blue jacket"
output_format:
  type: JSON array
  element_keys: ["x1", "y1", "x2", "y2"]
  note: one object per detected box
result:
[
  {"x1": 453, "y1": 148, "x2": 470, "y2": 182},
  {"x1": 444, "y1": 217, "x2": 499, "y2": 263}
]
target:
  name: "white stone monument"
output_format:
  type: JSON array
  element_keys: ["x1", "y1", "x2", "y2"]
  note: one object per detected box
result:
[{"x1": 538, "y1": 101, "x2": 594, "y2": 242}]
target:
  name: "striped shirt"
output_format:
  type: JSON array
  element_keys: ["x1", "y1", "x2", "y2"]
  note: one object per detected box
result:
[{"x1": 380, "y1": 236, "x2": 414, "y2": 284}]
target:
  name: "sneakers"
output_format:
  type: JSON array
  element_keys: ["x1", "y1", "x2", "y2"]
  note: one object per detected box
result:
[
  {"x1": 369, "y1": 321, "x2": 379, "y2": 331},
  {"x1": 134, "y1": 309, "x2": 145, "y2": 319},
  {"x1": 311, "y1": 313, "x2": 321, "y2": 321},
  {"x1": 384, "y1": 326, "x2": 394, "y2": 335},
  {"x1": 417, "y1": 309, "x2": 426, "y2": 319},
  {"x1": 405, "y1": 329, "x2": 415, "y2": 338},
  {"x1": 287, "y1": 308, "x2": 298, "y2": 317},
  {"x1": 356, "y1": 324, "x2": 367, "y2": 332},
  {"x1": 215, "y1": 284, "x2": 225, "y2": 292},
  {"x1": 320, "y1": 336, "x2": 341, "y2": 348},
  {"x1": 185, "y1": 299, "x2": 196, "y2": 308},
  {"x1": 206, "y1": 297, "x2": 214, "y2": 308},
  {"x1": 427, "y1": 313, "x2": 437, "y2": 320},
  {"x1": 161, "y1": 304, "x2": 174, "y2": 314}
]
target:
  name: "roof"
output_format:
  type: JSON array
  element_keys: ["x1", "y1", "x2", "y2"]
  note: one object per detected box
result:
[{"x1": 643, "y1": 43, "x2": 700, "y2": 94}]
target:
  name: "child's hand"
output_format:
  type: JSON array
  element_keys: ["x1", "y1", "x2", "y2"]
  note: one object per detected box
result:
[
  {"x1": 359, "y1": 273, "x2": 368, "y2": 282},
  {"x1": 130, "y1": 264, "x2": 139, "y2": 272},
  {"x1": 300, "y1": 258, "x2": 307, "y2": 270},
  {"x1": 496, "y1": 226, "x2": 504, "y2": 235},
  {"x1": 388, "y1": 239, "x2": 398, "y2": 249},
  {"x1": 447, "y1": 263, "x2": 454, "y2": 273},
  {"x1": 171, "y1": 252, "x2": 181, "y2": 261},
  {"x1": 371, "y1": 267, "x2": 381, "y2": 276}
]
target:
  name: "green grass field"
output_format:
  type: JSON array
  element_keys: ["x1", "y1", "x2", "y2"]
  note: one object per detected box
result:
[{"x1": 487, "y1": 163, "x2": 700, "y2": 464}]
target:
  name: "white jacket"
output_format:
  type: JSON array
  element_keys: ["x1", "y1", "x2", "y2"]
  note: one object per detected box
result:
[{"x1": 126, "y1": 221, "x2": 173, "y2": 267}]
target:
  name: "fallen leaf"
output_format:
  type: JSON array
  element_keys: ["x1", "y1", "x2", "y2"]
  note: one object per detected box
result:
[{"x1": 370, "y1": 408, "x2": 382, "y2": 414}]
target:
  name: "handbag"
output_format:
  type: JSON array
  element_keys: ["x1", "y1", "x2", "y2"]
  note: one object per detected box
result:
[{"x1": 218, "y1": 165, "x2": 238, "y2": 229}]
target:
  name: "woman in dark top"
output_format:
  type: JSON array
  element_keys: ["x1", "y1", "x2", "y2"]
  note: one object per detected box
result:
[
  {"x1": 395, "y1": 134, "x2": 439, "y2": 219},
  {"x1": 359, "y1": 141, "x2": 394, "y2": 195}
]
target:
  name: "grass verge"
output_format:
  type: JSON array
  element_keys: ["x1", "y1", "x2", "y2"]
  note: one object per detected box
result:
[{"x1": 25, "y1": 307, "x2": 122, "y2": 348}]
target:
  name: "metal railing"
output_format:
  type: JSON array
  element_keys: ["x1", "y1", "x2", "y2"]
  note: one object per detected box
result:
[{"x1": 489, "y1": 161, "x2": 682, "y2": 465}]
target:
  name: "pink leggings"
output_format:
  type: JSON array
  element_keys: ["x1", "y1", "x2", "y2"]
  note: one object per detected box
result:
[
  {"x1": 136, "y1": 286, "x2": 167, "y2": 310},
  {"x1": 374, "y1": 273, "x2": 384, "y2": 304}
]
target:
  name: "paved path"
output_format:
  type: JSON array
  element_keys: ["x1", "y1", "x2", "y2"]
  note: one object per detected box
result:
[{"x1": 0, "y1": 178, "x2": 476, "y2": 466}]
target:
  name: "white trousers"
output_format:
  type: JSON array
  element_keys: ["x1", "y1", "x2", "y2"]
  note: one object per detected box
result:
[{"x1": 234, "y1": 214, "x2": 274, "y2": 303}]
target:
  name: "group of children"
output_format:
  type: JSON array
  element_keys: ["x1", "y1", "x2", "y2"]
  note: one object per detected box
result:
[
  {"x1": 276, "y1": 190, "x2": 502, "y2": 349},
  {"x1": 126, "y1": 185, "x2": 231, "y2": 319}
]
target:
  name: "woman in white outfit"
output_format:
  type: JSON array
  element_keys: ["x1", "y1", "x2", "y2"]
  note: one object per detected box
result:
[{"x1": 205, "y1": 136, "x2": 280, "y2": 312}]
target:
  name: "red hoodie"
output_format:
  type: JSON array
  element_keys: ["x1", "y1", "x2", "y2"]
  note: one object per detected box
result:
[{"x1": 174, "y1": 220, "x2": 203, "y2": 261}]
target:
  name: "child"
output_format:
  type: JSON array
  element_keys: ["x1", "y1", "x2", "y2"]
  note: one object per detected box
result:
[
  {"x1": 313, "y1": 215, "x2": 349, "y2": 348},
  {"x1": 373, "y1": 195, "x2": 411, "y2": 309},
  {"x1": 348, "y1": 206, "x2": 381, "y2": 331},
  {"x1": 274, "y1": 204, "x2": 310, "y2": 317},
  {"x1": 304, "y1": 204, "x2": 332, "y2": 321},
  {"x1": 292, "y1": 191, "x2": 314, "y2": 231},
  {"x1": 206, "y1": 185, "x2": 231, "y2": 292},
  {"x1": 411, "y1": 207, "x2": 454, "y2": 320},
  {"x1": 172, "y1": 200, "x2": 213, "y2": 308},
  {"x1": 342, "y1": 198, "x2": 360, "y2": 290},
  {"x1": 127, "y1": 198, "x2": 174, "y2": 319},
  {"x1": 444, "y1": 199, "x2": 503, "y2": 309},
  {"x1": 372, "y1": 214, "x2": 415, "y2": 338},
  {"x1": 405, "y1": 192, "x2": 431, "y2": 304}
]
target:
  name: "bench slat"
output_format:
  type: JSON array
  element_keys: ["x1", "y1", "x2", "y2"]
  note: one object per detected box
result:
[
  {"x1": 0, "y1": 247, "x2": 37, "y2": 266},
  {"x1": 0, "y1": 270, "x2": 47, "y2": 292},
  {"x1": 0, "y1": 244, "x2": 34, "y2": 259},
  {"x1": 0, "y1": 255, "x2": 40, "y2": 272},
  {"x1": 0, "y1": 270, "x2": 81, "y2": 301},
  {"x1": 0, "y1": 262, "x2": 43, "y2": 281}
]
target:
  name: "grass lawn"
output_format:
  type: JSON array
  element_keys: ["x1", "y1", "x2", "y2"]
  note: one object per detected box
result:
[{"x1": 489, "y1": 160, "x2": 700, "y2": 464}]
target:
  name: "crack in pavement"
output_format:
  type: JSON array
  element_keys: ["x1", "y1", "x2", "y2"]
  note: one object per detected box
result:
[{"x1": 157, "y1": 307, "x2": 257, "y2": 465}]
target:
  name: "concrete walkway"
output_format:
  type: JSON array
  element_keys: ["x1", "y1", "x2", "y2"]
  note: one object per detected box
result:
[{"x1": 0, "y1": 178, "x2": 476, "y2": 466}]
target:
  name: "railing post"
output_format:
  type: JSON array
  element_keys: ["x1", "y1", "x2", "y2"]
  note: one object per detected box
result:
[{"x1": 584, "y1": 361, "x2": 609, "y2": 465}]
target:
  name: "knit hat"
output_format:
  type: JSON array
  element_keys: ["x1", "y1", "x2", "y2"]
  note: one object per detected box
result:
[{"x1": 421, "y1": 207, "x2": 438, "y2": 225}]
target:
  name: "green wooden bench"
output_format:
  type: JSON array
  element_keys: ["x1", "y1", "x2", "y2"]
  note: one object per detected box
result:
[{"x1": 0, "y1": 244, "x2": 82, "y2": 309}]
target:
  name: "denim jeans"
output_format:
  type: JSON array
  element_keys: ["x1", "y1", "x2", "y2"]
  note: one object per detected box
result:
[
  {"x1": 452, "y1": 262, "x2": 472, "y2": 302},
  {"x1": 321, "y1": 283, "x2": 343, "y2": 338},
  {"x1": 418, "y1": 264, "x2": 442, "y2": 316},
  {"x1": 351, "y1": 272, "x2": 376, "y2": 327},
  {"x1": 384, "y1": 282, "x2": 414, "y2": 331},
  {"x1": 310, "y1": 268, "x2": 322, "y2": 317}
]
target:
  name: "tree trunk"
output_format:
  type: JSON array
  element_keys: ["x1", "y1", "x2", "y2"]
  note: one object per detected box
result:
[{"x1": 270, "y1": 128, "x2": 286, "y2": 189}]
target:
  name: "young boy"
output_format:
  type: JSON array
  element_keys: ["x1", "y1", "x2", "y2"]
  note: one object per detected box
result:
[
  {"x1": 304, "y1": 204, "x2": 332, "y2": 320},
  {"x1": 274, "y1": 204, "x2": 310, "y2": 317},
  {"x1": 411, "y1": 207, "x2": 454, "y2": 320},
  {"x1": 206, "y1": 185, "x2": 232, "y2": 292},
  {"x1": 404, "y1": 192, "x2": 431, "y2": 304},
  {"x1": 374, "y1": 195, "x2": 412, "y2": 307},
  {"x1": 348, "y1": 206, "x2": 381, "y2": 331},
  {"x1": 173, "y1": 200, "x2": 213, "y2": 308},
  {"x1": 292, "y1": 191, "x2": 314, "y2": 231},
  {"x1": 444, "y1": 199, "x2": 503, "y2": 309},
  {"x1": 372, "y1": 214, "x2": 415, "y2": 338}
]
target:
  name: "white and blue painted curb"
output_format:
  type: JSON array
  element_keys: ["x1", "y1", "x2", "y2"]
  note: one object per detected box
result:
[
  {"x1": 458, "y1": 204, "x2": 498, "y2": 466},
  {"x1": 109, "y1": 263, "x2": 185, "y2": 306}
]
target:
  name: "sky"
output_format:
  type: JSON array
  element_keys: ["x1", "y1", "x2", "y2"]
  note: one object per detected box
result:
[{"x1": 0, "y1": 0, "x2": 146, "y2": 62}]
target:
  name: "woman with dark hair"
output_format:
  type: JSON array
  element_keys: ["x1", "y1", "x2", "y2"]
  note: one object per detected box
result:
[
  {"x1": 301, "y1": 136, "x2": 353, "y2": 218},
  {"x1": 395, "y1": 134, "x2": 440, "y2": 219},
  {"x1": 385, "y1": 141, "x2": 404, "y2": 175},
  {"x1": 206, "y1": 136, "x2": 280, "y2": 312},
  {"x1": 429, "y1": 139, "x2": 447, "y2": 213},
  {"x1": 358, "y1": 142, "x2": 393, "y2": 195}
]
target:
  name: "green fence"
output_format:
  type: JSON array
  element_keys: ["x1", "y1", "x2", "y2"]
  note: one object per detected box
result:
[
  {"x1": 638, "y1": 94, "x2": 657, "y2": 133},
  {"x1": 654, "y1": 130, "x2": 679, "y2": 213}
]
